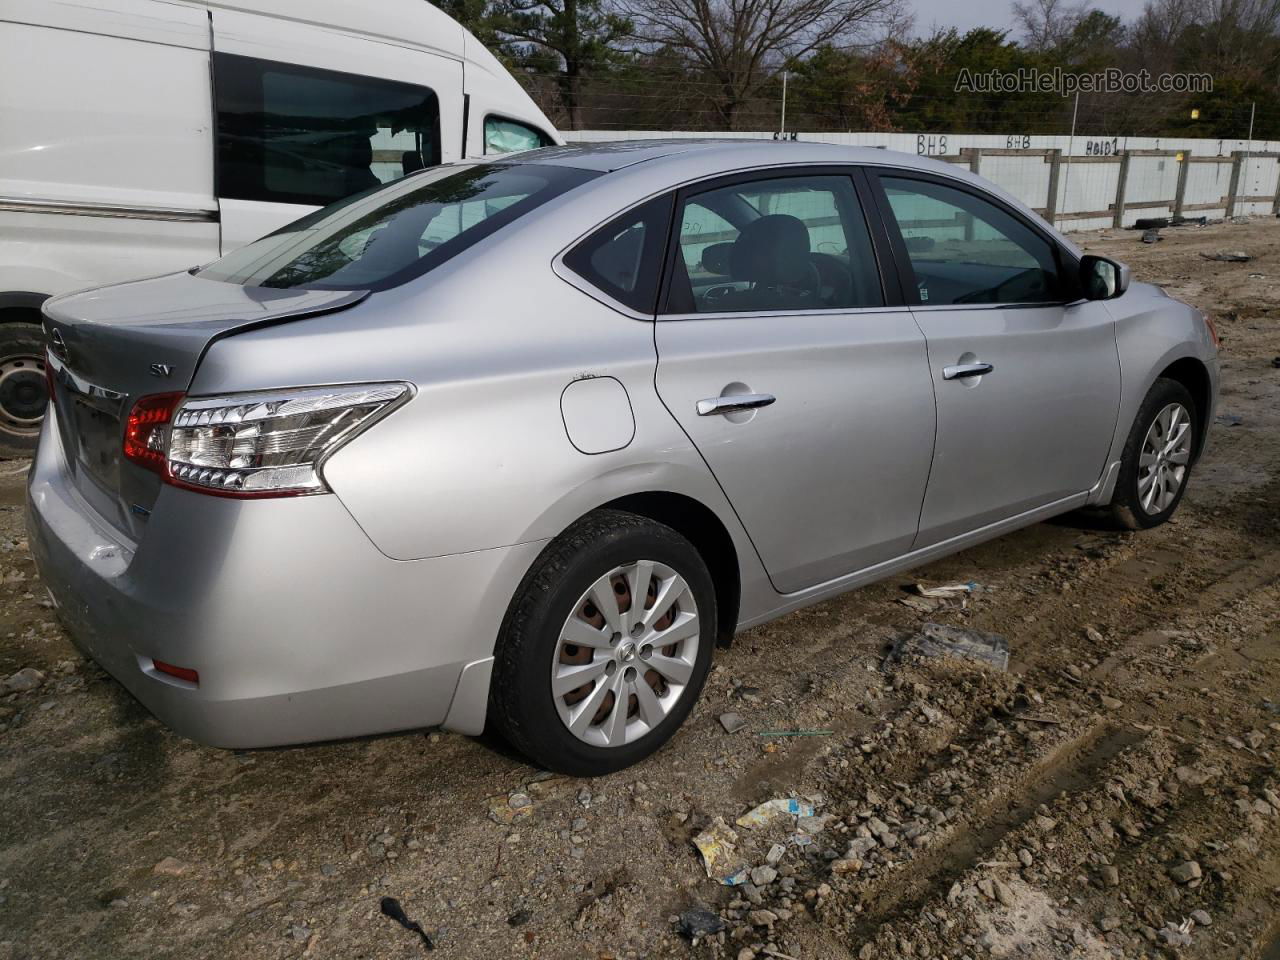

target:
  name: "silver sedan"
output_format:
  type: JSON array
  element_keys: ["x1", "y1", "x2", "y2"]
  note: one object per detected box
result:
[{"x1": 28, "y1": 140, "x2": 1219, "y2": 775}]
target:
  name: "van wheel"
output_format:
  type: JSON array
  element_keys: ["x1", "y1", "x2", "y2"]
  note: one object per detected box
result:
[
  {"x1": 1110, "y1": 378, "x2": 1197, "y2": 530},
  {"x1": 490, "y1": 509, "x2": 716, "y2": 776},
  {"x1": 0, "y1": 324, "x2": 48, "y2": 459}
]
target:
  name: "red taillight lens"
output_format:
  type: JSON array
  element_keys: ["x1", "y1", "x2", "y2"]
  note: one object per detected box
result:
[
  {"x1": 152, "y1": 659, "x2": 198, "y2": 685},
  {"x1": 123, "y1": 392, "x2": 184, "y2": 475}
]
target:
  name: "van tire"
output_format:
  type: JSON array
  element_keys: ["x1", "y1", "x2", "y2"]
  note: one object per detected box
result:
[{"x1": 0, "y1": 321, "x2": 49, "y2": 460}]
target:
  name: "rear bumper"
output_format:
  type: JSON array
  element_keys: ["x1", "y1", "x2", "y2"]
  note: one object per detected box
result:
[{"x1": 26, "y1": 411, "x2": 545, "y2": 749}]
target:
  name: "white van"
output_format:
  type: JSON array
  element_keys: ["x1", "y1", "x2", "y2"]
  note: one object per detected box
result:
[{"x1": 0, "y1": 0, "x2": 560, "y2": 455}]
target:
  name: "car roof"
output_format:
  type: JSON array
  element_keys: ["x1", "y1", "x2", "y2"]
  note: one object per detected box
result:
[{"x1": 505, "y1": 138, "x2": 965, "y2": 175}]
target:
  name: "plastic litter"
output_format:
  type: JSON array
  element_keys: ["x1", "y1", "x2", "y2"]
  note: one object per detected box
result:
[
  {"x1": 380, "y1": 896, "x2": 434, "y2": 951},
  {"x1": 719, "y1": 712, "x2": 747, "y2": 734},
  {"x1": 1216, "y1": 413, "x2": 1243, "y2": 427},
  {"x1": 692, "y1": 817, "x2": 748, "y2": 884},
  {"x1": 736, "y1": 797, "x2": 816, "y2": 829},
  {"x1": 887, "y1": 622, "x2": 1010, "y2": 672},
  {"x1": 1200, "y1": 250, "x2": 1251, "y2": 262}
]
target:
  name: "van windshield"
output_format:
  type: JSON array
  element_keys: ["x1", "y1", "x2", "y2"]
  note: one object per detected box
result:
[{"x1": 199, "y1": 163, "x2": 596, "y2": 290}]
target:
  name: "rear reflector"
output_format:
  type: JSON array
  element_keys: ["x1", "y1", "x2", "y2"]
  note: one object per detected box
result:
[
  {"x1": 123, "y1": 392, "x2": 185, "y2": 475},
  {"x1": 152, "y1": 659, "x2": 199, "y2": 685}
]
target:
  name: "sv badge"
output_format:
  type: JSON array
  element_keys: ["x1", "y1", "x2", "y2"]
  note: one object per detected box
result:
[{"x1": 149, "y1": 363, "x2": 175, "y2": 378}]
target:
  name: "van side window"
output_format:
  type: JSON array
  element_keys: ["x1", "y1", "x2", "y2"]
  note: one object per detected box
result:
[
  {"x1": 214, "y1": 53, "x2": 441, "y2": 208},
  {"x1": 484, "y1": 117, "x2": 549, "y2": 155}
]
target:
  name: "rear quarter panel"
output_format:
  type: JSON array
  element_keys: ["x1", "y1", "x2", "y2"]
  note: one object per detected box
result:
[{"x1": 1104, "y1": 281, "x2": 1219, "y2": 463}]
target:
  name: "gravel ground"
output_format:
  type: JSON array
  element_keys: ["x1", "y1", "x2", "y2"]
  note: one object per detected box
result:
[{"x1": 2, "y1": 217, "x2": 1279, "y2": 960}]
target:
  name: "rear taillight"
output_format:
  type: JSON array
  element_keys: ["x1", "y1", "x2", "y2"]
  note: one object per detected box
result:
[
  {"x1": 124, "y1": 383, "x2": 409, "y2": 498},
  {"x1": 123, "y1": 392, "x2": 184, "y2": 474}
]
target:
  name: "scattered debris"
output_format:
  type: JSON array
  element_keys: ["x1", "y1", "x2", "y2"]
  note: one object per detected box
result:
[
  {"x1": 756, "y1": 729, "x2": 833, "y2": 737},
  {"x1": 737, "y1": 798, "x2": 816, "y2": 829},
  {"x1": 1170, "y1": 860, "x2": 1202, "y2": 884},
  {"x1": 719, "y1": 712, "x2": 747, "y2": 734},
  {"x1": 151, "y1": 857, "x2": 189, "y2": 877},
  {"x1": 379, "y1": 897, "x2": 434, "y2": 951},
  {"x1": 899, "y1": 581, "x2": 982, "y2": 613},
  {"x1": 1216, "y1": 412, "x2": 1243, "y2": 426},
  {"x1": 1200, "y1": 250, "x2": 1251, "y2": 262},
  {"x1": 1, "y1": 667, "x2": 44, "y2": 693},
  {"x1": 693, "y1": 817, "x2": 748, "y2": 885},
  {"x1": 487, "y1": 792, "x2": 533, "y2": 824},
  {"x1": 677, "y1": 907, "x2": 726, "y2": 940},
  {"x1": 887, "y1": 623, "x2": 1010, "y2": 672},
  {"x1": 1142, "y1": 228, "x2": 1161, "y2": 244}
]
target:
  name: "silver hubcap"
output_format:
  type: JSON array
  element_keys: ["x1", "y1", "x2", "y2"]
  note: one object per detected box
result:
[
  {"x1": 1138, "y1": 402, "x2": 1192, "y2": 515},
  {"x1": 552, "y1": 560, "x2": 700, "y2": 748}
]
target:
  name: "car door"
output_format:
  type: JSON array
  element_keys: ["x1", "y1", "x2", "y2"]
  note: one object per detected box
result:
[
  {"x1": 210, "y1": 8, "x2": 460, "y2": 251},
  {"x1": 867, "y1": 171, "x2": 1122, "y2": 547},
  {"x1": 654, "y1": 169, "x2": 937, "y2": 594}
]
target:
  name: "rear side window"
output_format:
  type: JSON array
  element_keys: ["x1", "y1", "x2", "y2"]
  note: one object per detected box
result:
[
  {"x1": 484, "y1": 116, "x2": 550, "y2": 155},
  {"x1": 878, "y1": 176, "x2": 1063, "y2": 305},
  {"x1": 198, "y1": 163, "x2": 597, "y2": 291},
  {"x1": 214, "y1": 53, "x2": 441, "y2": 207},
  {"x1": 563, "y1": 197, "x2": 673, "y2": 313}
]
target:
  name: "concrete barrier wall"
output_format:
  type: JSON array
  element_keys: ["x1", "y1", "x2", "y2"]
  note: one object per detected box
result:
[{"x1": 564, "y1": 130, "x2": 1280, "y2": 232}]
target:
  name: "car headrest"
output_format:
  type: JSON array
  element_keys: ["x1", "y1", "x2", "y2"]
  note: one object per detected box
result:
[{"x1": 731, "y1": 214, "x2": 811, "y2": 285}]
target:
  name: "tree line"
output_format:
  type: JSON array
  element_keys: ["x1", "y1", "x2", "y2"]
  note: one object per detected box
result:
[{"x1": 436, "y1": 0, "x2": 1280, "y2": 139}]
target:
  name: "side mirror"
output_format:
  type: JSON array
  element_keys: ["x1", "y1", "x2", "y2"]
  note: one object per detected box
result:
[
  {"x1": 1080, "y1": 255, "x2": 1130, "y2": 300},
  {"x1": 701, "y1": 242, "x2": 734, "y2": 276}
]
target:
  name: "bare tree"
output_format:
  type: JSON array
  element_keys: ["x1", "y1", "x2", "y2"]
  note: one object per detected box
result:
[
  {"x1": 619, "y1": 0, "x2": 906, "y2": 129},
  {"x1": 1012, "y1": 0, "x2": 1090, "y2": 51}
]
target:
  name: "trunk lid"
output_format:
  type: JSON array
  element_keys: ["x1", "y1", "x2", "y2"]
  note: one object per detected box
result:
[{"x1": 42, "y1": 272, "x2": 368, "y2": 539}]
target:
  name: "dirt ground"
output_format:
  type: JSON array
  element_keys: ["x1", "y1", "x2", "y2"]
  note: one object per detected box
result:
[{"x1": 2, "y1": 217, "x2": 1279, "y2": 960}]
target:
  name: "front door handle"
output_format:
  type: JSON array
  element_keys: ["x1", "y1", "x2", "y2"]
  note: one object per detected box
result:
[
  {"x1": 942, "y1": 362, "x2": 994, "y2": 380},
  {"x1": 696, "y1": 393, "x2": 776, "y2": 416}
]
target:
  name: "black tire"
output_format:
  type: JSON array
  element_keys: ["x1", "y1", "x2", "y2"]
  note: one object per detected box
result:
[
  {"x1": 0, "y1": 322, "x2": 48, "y2": 459},
  {"x1": 1110, "y1": 377, "x2": 1198, "y2": 530},
  {"x1": 489, "y1": 509, "x2": 717, "y2": 776}
]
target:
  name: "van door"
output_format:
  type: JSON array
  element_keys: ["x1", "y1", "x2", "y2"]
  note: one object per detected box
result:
[{"x1": 210, "y1": 9, "x2": 462, "y2": 251}]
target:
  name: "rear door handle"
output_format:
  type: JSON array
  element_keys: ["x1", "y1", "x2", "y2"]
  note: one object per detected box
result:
[
  {"x1": 696, "y1": 393, "x2": 776, "y2": 416},
  {"x1": 942, "y1": 362, "x2": 994, "y2": 380}
]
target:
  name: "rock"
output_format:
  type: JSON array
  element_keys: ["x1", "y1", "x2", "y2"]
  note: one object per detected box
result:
[
  {"x1": 1170, "y1": 860, "x2": 1202, "y2": 884},
  {"x1": 846, "y1": 837, "x2": 877, "y2": 859},
  {"x1": 737, "y1": 949, "x2": 756, "y2": 960},
  {"x1": 977, "y1": 878, "x2": 995, "y2": 900},
  {"x1": 152, "y1": 857, "x2": 189, "y2": 877},
  {"x1": 992, "y1": 878, "x2": 1014, "y2": 907},
  {"x1": 796, "y1": 815, "x2": 830, "y2": 835},
  {"x1": 1245, "y1": 730, "x2": 1266, "y2": 749},
  {"x1": 1018, "y1": 848, "x2": 1033, "y2": 868},
  {"x1": 508, "y1": 791, "x2": 532, "y2": 810},
  {"x1": 677, "y1": 907, "x2": 725, "y2": 940},
  {"x1": 1100, "y1": 865, "x2": 1119, "y2": 886},
  {"x1": 1263, "y1": 789, "x2": 1280, "y2": 811},
  {"x1": 1035, "y1": 815, "x2": 1057, "y2": 833},
  {"x1": 1100, "y1": 917, "x2": 1121, "y2": 933},
  {"x1": 1191, "y1": 909, "x2": 1212, "y2": 927},
  {"x1": 1099, "y1": 695, "x2": 1124, "y2": 711},
  {"x1": 1085, "y1": 626, "x2": 1105, "y2": 643},
  {"x1": 1, "y1": 668, "x2": 44, "y2": 693},
  {"x1": 1065, "y1": 664, "x2": 1084, "y2": 680},
  {"x1": 748, "y1": 909, "x2": 777, "y2": 927},
  {"x1": 367, "y1": 841, "x2": 386, "y2": 860},
  {"x1": 830, "y1": 859, "x2": 862, "y2": 875},
  {"x1": 719, "y1": 712, "x2": 747, "y2": 734},
  {"x1": 750, "y1": 865, "x2": 778, "y2": 886},
  {"x1": 1158, "y1": 924, "x2": 1192, "y2": 947}
]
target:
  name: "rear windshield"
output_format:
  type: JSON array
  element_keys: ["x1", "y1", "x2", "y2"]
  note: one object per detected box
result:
[{"x1": 199, "y1": 163, "x2": 596, "y2": 290}]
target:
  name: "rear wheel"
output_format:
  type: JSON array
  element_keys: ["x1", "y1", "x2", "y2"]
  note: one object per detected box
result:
[
  {"x1": 1110, "y1": 378, "x2": 1197, "y2": 530},
  {"x1": 0, "y1": 323, "x2": 48, "y2": 459},
  {"x1": 489, "y1": 509, "x2": 716, "y2": 776}
]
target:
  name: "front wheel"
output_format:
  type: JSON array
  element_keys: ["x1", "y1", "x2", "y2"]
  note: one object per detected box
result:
[
  {"x1": 489, "y1": 509, "x2": 716, "y2": 776},
  {"x1": 1110, "y1": 377, "x2": 1198, "y2": 530}
]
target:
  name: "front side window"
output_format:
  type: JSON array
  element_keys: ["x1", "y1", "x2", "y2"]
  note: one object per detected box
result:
[
  {"x1": 484, "y1": 116, "x2": 550, "y2": 155},
  {"x1": 214, "y1": 53, "x2": 441, "y2": 207},
  {"x1": 878, "y1": 176, "x2": 1063, "y2": 306},
  {"x1": 563, "y1": 197, "x2": 672, "y2": 313},
  {"x1": 198, "y1": 163, "x2": 596, "y2": 290},
  {"x1": 669, "y1": 175, "x2": 883, "y2": 314}
]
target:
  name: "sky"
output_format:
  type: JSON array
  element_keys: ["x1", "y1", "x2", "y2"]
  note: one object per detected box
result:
[{"x1": 909, "y1": 0, "x2": 1151, "y2": 37}]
